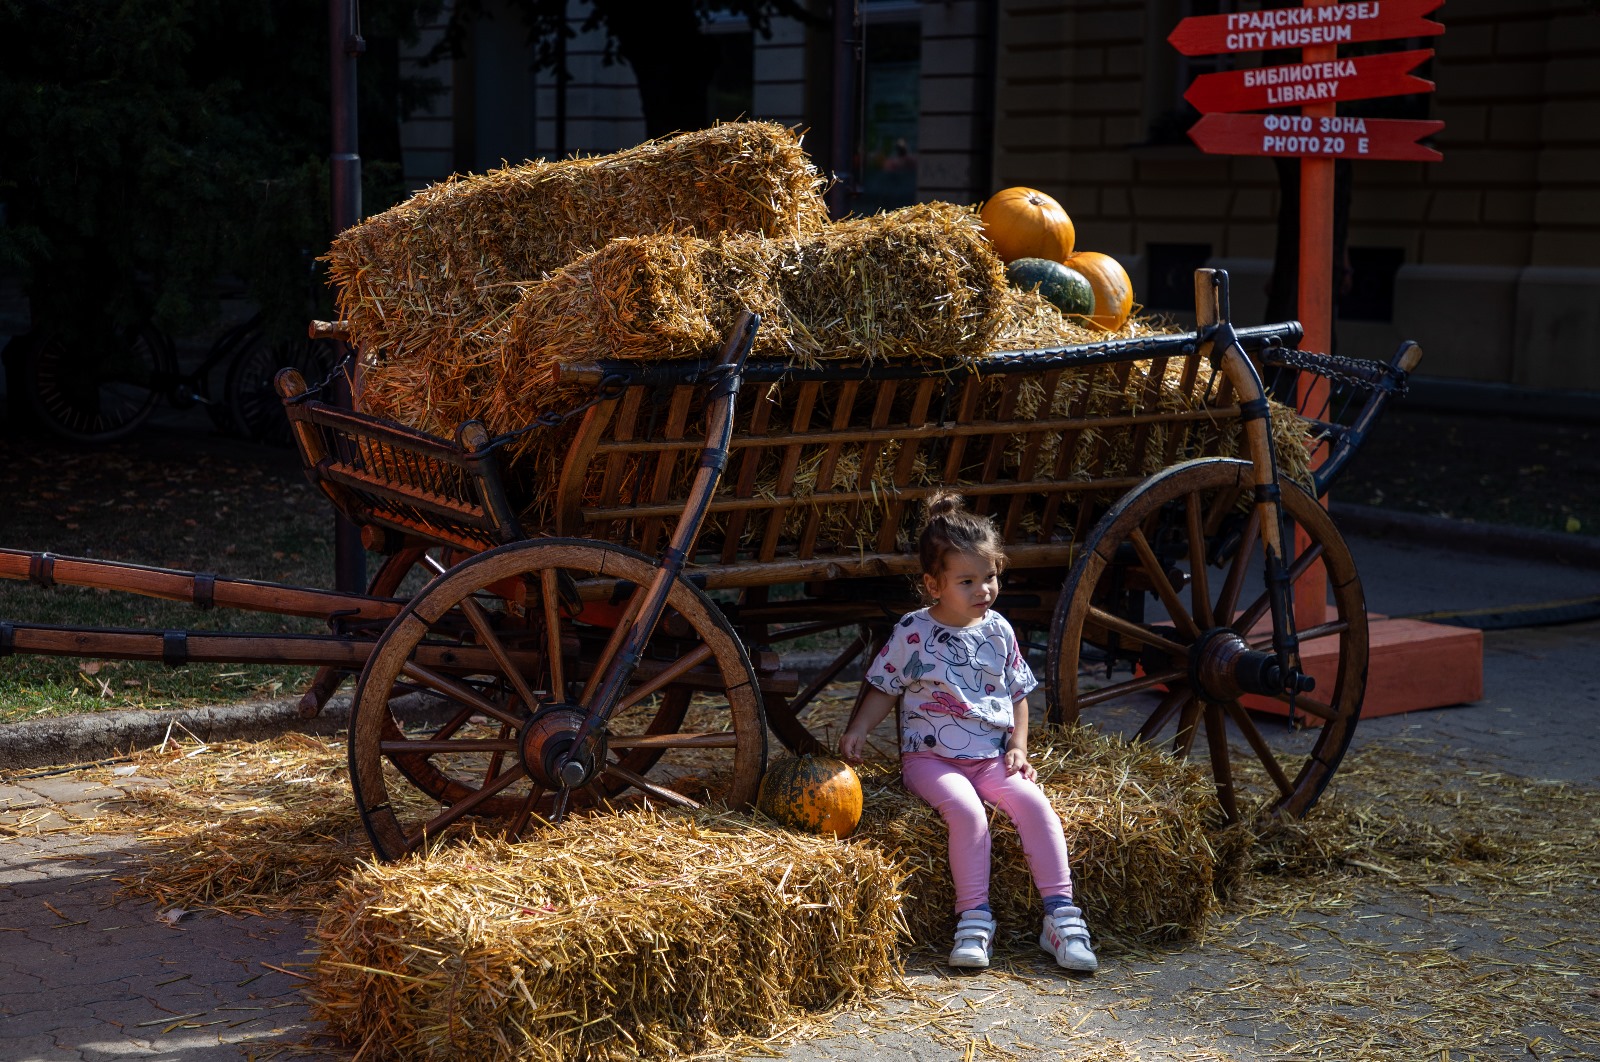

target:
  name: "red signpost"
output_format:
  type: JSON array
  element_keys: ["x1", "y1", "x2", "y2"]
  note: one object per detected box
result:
[
  {"x1": 1167, "y1": 0, "x2": 1444, "y2": 57},
  {"x1": 1183, "y1": 48, "x2": 1435, "y2": 114},
  {"x1": 1170, "y1": 0, "x2": 1479, "y2": 719},
  {"x1": 1188, "y1": 113, "x2": 1444, "y2": 162}
]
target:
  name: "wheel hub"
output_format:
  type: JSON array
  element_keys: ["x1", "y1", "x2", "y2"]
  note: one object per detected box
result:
[
  {"x1": 520, "y1": 705, "x2": 603, "y2": 789},
  {"x1": 1188, "y1": 627, "x2": 1314, "y2": 702}
]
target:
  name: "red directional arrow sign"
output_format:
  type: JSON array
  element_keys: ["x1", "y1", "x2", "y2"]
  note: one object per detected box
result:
[
  {"x1": 1188, "y1": 113, "x2": 1444, "y2": 161},
  {"x1": 1184, "y1": 48, "x2": 1434, "y2": 114},
  {"x1": 1169, "y1": 0, "x2": 1443, "y2": 57}
]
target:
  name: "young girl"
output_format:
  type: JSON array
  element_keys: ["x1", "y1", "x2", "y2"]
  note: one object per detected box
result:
[{"x1": 839, "y1": 491, "x2": 1097, "y2": 973}]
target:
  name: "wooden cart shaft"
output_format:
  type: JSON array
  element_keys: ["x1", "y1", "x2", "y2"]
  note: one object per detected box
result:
[{"x1": 0, "y1": 547, "x2": 403, "y2": 623}]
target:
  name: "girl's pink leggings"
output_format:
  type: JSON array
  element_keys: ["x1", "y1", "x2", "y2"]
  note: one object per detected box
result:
[{"x1": 901, "y1": 752, "x2": 1074, "y2": 915}]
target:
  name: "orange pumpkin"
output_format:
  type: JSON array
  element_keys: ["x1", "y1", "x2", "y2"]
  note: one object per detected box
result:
[
  {"x1": 979, "y1": 187, "x2": 1076, "y2": 264},
  {"x1": 756, "y1": 754, "x2": 864, "y2": 839},
  {"x1": 1064, "y1": 251, "x2": 1134, "y2": 331}
]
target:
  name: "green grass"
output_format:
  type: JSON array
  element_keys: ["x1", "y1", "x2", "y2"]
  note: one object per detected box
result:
[{"x1": 0, "y1": 427, "x2": 338, "y2": 723}]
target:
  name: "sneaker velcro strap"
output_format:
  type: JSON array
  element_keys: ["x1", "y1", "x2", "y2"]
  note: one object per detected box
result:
[{"x1": 955, "y1": 914, "x2": 994, "y2": 939}]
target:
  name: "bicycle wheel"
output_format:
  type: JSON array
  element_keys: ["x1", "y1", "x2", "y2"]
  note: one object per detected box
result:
[
  {"x1": 22, "y1": 325, "x2": 174, "y2": 443},
  {"x1": 225, "y1": 334, "x2": 338, "y2": 444},
  {"x1": 200, "y1": 315, "x2": 268, "y2": 436}
]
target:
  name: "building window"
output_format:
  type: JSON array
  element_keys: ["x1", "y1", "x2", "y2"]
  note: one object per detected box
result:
[
  {"x1": 1144, "y1": 242, "x2": 1214, "y2": 312},
  {"x1": 1148, "y1": 0, "x2": 1239, "y2": 145},
  {"x1": 857, "y1": 19, "x2": 920, "y2": 214},
  {"x1": 705, "y1": 22, "x2": 754, "y2": 124},
  {"x1": 1341, "y1": 247, "x2": 1405, "y2": 322}
]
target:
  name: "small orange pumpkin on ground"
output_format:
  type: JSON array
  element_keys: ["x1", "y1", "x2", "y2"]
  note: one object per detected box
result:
[
  {"x1": 1064, "y1": 250, "x2": 1135, "y2": 331},
  {"x1": 756, "y1": 754, "x2": 864, "y2": 839},
  {"x1": 979, "y1": 187, "x2": 1076, "y2": 264}
]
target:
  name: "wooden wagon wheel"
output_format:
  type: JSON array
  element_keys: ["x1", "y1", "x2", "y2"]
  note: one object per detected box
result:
[
  {"x1": 1048, "y1": 457, "x2": 1368, "y2": 822},
  {"x1": 349, "y1": 538, "x2": 766, "y2": 861}
]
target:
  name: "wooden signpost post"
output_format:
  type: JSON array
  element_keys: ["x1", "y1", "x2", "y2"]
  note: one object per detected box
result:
[{"x1": 1171, "y1": 0, "x2": 1483, "y2": 719}]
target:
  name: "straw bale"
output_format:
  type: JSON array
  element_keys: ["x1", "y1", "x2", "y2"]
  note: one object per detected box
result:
[
  {"x1": 756, "y1": 201, "x2": 1007, "y2": 364},
  {"x1": 477, "y1": 202, "x2": 1005, "y2": 440},
  {"x1": 310, "y1": 809, "x2": 904, "y2": 1062},
  {"x1": 332, "y1": 121, "x2": 827, "y2": 431},
  {"x1": 856, "y1": 725, "x2": 1227, "y2": 952}
]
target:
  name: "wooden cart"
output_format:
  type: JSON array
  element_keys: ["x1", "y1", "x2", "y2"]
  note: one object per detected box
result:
[{"x1": 0, "y1": 269, "x2": 1418, "y2": 861}]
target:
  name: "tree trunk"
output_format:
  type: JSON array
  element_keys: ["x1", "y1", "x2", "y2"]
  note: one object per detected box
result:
[{"x1": 596, "y1": 1, "x2": 718, "y2": 138}]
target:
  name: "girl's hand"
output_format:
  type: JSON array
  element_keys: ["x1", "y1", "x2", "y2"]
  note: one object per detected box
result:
[
  {"x1": 1004, "y1": 747, "x2": 1036, "y2": 781},
  {"x1": 839, "y1": 728, "x2": 868, "y2": 764},
  {"x1": 840, "y1": 687, "x2": 898, "y2": 765}
]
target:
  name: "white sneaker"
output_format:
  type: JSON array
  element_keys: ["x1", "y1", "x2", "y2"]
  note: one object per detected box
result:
[
  {"x1": 948, "y1": 910, "x2": 996, "y2": 969},
  {"x1": 1040, "y1": 905, "x2": 1098, "y2": 973}
]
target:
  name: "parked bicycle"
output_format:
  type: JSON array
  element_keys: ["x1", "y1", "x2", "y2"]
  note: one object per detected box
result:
[{"x1": 12, "y1": 311, "x2": 338, "y2": 445}]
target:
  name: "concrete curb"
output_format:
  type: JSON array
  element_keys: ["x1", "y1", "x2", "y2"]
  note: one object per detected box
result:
[
  {"x1": 0, "y1": 694, "x2": 461, "y2": 775},
  {"x1": 1331, "y1": 502, "x2": 1600, "y2": 570},
  {"x1": 0, "y1": 696, "x2": 353, "y2": 775}
]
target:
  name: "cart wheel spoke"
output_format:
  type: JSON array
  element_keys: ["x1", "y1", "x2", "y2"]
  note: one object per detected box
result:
[
  {"x1": 378, "y1": 738, "x2": 520, "y2": 755},
  {"x1": 1078, "y1": 668, "x2": 1186, "y2": 710},
  {"x1": 1202, "y1": 703, "x2": 1238, "y2": 823},
  {"x1": 600, "y1": 762, "x2": 704, "y2": 810},
  {"x1": 408, "y1": 762, "x2": 529, "y2": 849},
  {"x1": 1172, "y1": 696, "x2": 1203, "y2": 759},
  {"x1": 1221, "y1": 700, "x2": 1296, "y2": 799},
  {"x1": 1214, "y1": 508, "x2": 1261, "y2": 627},
  {"x1": 1254, "y1": 618, "x2": 1349, "y2": 647},
  {"x1": 505, "y1": 785, "x2": 547, "y2": 841},
  {"x1": 1262, "y1": 691, "x2": 1339, "y2": 724},
  {"x1": 430, "y1": 704, "x2": 477, "y2": 743},
  {"x1": 1051, "y1": 458, "x2": 1368, "y2": 823},
  {"x1": 1130, "y1": 526, "x2": 1200, "y2": 639},
  {"x1": 539, "y1": 567, "x2": 567, "y2": 699},
  {"x1": 400, "y1": 661, "x2": 526, "y2": 729},
  {"x1": 1232, "y1": 539, "x2": 1328, "y2": 636},
  {"x1": 582, "y1": 585, "x2": 645, "y2": 704},
  {"x1": 607, "y1": 731, "x2": 741, "y2": 750},
  {"x1": 616, "y1": 644, "x2": 713, "y2": 711},
  {"x1": 1136, "y1": 685, "x2": 1195, "y2": 744},
  {"x1": 1084, "y1": 605, "x2": 1188, "y2": 659},
  {"x1": 1185, "y1": 491, "x2": 1216, "y2": 628},
  {"x1": 457, "y1": 594, "x2": 544, "y2": 713}
]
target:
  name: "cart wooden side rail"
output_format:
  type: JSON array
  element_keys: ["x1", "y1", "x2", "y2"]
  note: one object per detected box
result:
[{"x1": 0, "y1": 269, "x2": 1422, "y2": 862}]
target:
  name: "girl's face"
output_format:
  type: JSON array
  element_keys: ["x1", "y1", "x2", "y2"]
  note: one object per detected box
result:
[{"x1": 924, "y1": 550, "x2": 1000, "y2": 627}]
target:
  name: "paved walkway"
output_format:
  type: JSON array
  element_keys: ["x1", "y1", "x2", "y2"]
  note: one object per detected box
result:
[{"x1": 2, "y1": 528, "x2": 1598, "y2": 1060}]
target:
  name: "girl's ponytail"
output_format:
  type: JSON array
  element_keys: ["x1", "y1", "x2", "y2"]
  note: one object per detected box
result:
[{"x1": 918, "y1": 490, "x2": 1005, "y2": 578}]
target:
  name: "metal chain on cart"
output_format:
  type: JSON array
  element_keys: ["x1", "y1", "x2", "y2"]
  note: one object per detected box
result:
[
  {"x1": 1259, "y1": 341, "x2": 1410, "y2": 396},
  {"x1": 298, "y1": 350, "x2": 357, "y2": 399},
  {"x1": 478, "y1": 374, "x2": 631, "y2": 454}
]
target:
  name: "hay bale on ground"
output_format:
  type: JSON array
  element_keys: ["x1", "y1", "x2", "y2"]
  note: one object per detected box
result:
[
  {"x1": 310, "y1": 809, "x2": 904, "y2": 1062},
  {"x1": 332, "y1": 121, "x2": 827, "y2": 433},
  {"x1": 858, "y1": 725, "x2": 1227, "y2": 951}
]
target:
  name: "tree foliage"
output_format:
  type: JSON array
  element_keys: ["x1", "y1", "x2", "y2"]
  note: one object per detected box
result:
[{"x1": 0, "y1": 0, "x2": 442, "y2": 345}]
